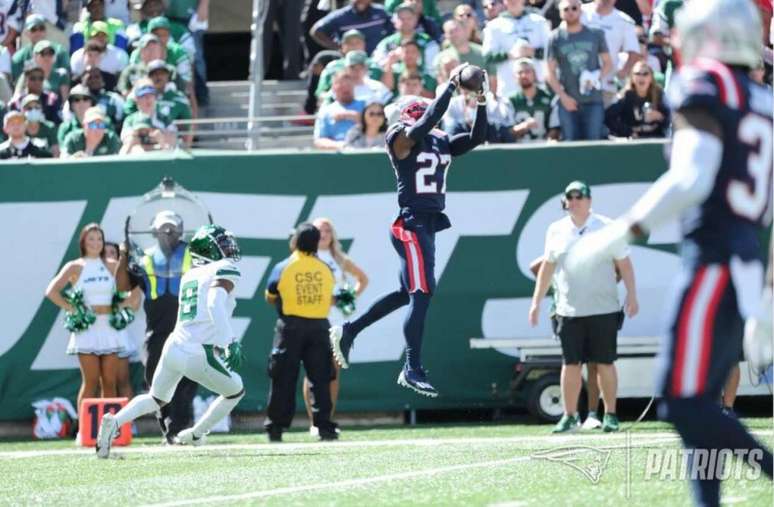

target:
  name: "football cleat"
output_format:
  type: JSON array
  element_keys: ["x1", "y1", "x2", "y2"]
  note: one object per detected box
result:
[
  {"x1": 95, "y1": 413, "x2": 118, "y2": 459},
  {"x1": 329, "y1": 324, "x2": 354, "y2": 369},
  {"x1": 175, "y1": 428, "x2": 206, "y2": 446},
  {"x1": 397, "y1": 365, "x2": 438, "y2": 398}
]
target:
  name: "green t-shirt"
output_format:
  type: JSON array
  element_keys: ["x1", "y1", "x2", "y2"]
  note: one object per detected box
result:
[
  {"x1": 62, "y1": 128, "x2": 121, "y2": 156},
  {"x1": 124, "y1": 89, "x2": 191, "y2": 123},
  {"x1": 165, "y1": 0, "x2": 198, "y2": 22},
  {"x1": 390, "y1": 63, "x2": 437, "y2": 94},
  {"x1": 508, "y1": 87, "x2": 554, "y2": 142},
  {"x1": 11, "y1": 43, "x2": 69, "y2": 81},
  {"x1": 129, "y1": 41, "x2": 192, "y2": 82},
  {"x1": 315, "y1": 58, "x2": 383, "y2": 98},
  {"x1": 132, "y1": 18, "x2": 191, "y2": 46},
  {"x1": 27, "y1": 119, "x2": 58, "y2": 150},
  {"x1": 435, "y1": 43, "x2": 493, "y2": 75}
]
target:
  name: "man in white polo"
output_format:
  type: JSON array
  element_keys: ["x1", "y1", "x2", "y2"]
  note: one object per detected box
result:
[{"x1": 529, "y1": 180, "x2": 638, "y2": 433}]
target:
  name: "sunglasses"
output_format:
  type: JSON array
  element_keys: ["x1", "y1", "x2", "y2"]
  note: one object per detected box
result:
[
  {"x1": 565, "y1": 193, "x2": 586, "y2": 201},
  {"x1": 456, "y1": 11, "x2": 474, "y2": 17},
  {"x1": 367, "y1": 111, "x2": 384, "y2": 117},
  {"x1": 561, "y1": 5, "x2": 579, "y2": 11},
  {"x1": 87, "y1": 120, "x2": 106, "y2": 129},
  {"x1": 27, "y1": 75, "x2": 44, "y2": 81},
  {"x1": 29, "y1": 25, "x2": 45, "y2": 33},
  {"x1": 633, "y1": 71, "x2": 651, "y2": 76}
]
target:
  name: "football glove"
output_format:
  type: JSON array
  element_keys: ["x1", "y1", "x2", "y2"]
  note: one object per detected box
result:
[{"x1": 224, "y1": 341, "x2": 245, "y2": 372}]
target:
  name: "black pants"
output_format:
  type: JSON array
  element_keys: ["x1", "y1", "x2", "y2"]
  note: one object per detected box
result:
[
  {"x1": 145, "y1": 328, "x2": 199, "y2": 440},
  {"x1": 265, "y1": 317, "x2": 335, "y2": 433}
]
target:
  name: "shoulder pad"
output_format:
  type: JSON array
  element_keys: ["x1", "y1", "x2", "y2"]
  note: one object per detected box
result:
[
  {"x1": 214, "y1": 262, "x2": 241, "y2": 279},
  {"x1": 668, "y1": 64, "x2": 727, "y2": 113}
]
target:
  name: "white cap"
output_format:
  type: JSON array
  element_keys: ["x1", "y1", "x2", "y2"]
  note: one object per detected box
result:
[{"x1": 151, "y1": 210, "x2": 183, "y2": 231}]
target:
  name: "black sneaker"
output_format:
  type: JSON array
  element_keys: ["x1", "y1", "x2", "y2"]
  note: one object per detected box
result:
[
  {"x1": 266, "y1": 428, "x2": 282, "y2": 442},
  {"x1": 330, "y1": 323, "x2": 354, "y2": 369},
  {"x1": 318, "y1": 425, "x2": 340, "y2": 441},
  {"x1": 397, "y1": 365, "x2": 438, "y2": 398}
]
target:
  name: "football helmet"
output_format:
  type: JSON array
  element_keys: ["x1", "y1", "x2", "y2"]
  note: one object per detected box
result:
[
  {"x1": 400, "y1": 100, "x2": 428, "y2": 125},
  {"x1": 675, "y1": 0, "x2": 762, "y2": 68},
  {"x1": 189, "y1": 224, "x2": 241, "y2": 263}
]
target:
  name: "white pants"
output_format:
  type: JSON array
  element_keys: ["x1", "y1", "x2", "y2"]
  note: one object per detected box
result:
[{"x1": 150, "y1": 339, "x2": 243, "y2": 403}]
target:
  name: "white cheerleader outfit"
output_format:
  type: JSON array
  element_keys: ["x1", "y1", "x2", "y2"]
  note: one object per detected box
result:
[
  {"x1": 66, "y1": 258, "x2": 126, "y2": 356},
  {"x1": 317, "y1": 249, "x2": 348, "y2": 325}
]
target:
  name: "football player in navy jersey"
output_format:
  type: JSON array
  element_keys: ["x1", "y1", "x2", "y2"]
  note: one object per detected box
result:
[
  {"x1": 566, "y1": 1, "x2": 772, "y2": 504},
  {"x1": 330, "y1": 64, "x2": 488, "y2": 397}
]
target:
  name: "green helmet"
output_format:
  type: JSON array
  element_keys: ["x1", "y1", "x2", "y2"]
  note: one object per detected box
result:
[{"x1": 189, "y1": 224, "x2": 241, "y2": 263}]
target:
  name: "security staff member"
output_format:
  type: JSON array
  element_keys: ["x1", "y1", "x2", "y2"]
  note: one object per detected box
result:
[
  {"x1": 528, "y1": 181, "x2": 638, "y2": 434},
  {"x1": 118, "y1": 210, "x2": 198, "y2": 443},
  {"x1": 263, "y1": 223, "x2": 339, "y2": 442}
]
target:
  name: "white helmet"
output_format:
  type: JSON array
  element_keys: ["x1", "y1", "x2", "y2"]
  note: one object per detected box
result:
[{"x1": 675, "y1": 0, "x2": 762, "y2": 68}]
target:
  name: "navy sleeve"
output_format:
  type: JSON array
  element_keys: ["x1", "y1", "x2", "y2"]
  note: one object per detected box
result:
[
  {"x1": 449, "y1": 104, "x2": 487, "y2": 156},
  {"x1": 315, "y1": 8, "x2": 344, "y2": 39},
  {"x1": 265, "y1": 260, "x2": 287, "y2": 295},
  {"x1": 667, "y1": 66, "x2": 725, "y2": 122},
  {"x1": 405, "y1": 81, "x2": 457, "y2": 142}
]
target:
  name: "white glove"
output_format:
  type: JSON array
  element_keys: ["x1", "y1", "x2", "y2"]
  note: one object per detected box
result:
[{"x1": 743, "y1": 286, "x2": 773, "y2": 376}]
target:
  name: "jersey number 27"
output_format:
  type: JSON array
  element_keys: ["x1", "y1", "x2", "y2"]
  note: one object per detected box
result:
[{"x1": 416, "y1": 152, "x2": 451, "y2": 194}]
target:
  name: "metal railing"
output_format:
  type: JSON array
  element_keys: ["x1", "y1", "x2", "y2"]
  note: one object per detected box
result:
[{"x1": 172, "y1": 114, "x2": 316, "y2": 150}]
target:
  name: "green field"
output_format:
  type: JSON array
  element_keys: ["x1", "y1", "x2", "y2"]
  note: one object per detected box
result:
[{"x1": 1, "y1": 420, "x2": 772, "y2": 506}]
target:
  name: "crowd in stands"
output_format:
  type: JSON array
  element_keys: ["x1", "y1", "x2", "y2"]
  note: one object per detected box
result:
[
  {"x1": 284, "y1": 0, "x2": 773, "y2": 150},
  {"x1": 0, "y1": 0, "x2": 208, "y2": 160}
]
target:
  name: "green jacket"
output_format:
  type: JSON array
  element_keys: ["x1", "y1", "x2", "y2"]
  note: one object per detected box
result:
[
  {"x1": 11, "y1": 43, "x2": 69, "y2": 82},
  {"x1": 62, "y1": 128, "x2": 122, "y2": 157}
]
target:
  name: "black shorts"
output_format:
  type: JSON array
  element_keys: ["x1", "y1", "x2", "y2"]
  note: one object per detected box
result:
[{"x1": 556, "y1": 312, "x2": 619, "y2": 365}]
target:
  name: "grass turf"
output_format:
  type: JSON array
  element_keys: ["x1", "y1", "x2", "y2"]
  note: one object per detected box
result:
[{"x1": 0, "y1": 419, "x2": 771, "y2": 506}]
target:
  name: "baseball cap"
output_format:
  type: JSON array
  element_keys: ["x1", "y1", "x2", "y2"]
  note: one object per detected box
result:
[
  {"x1": 147, "y1": 59, "x2": 171, "y2": 74},
  {"x1": 69, "y1": 84, "x2": 93, "y2": 101},
  {"x1": 148, "y1": 16, "x2": 171, "y2": 33},
  {"x1": 83, "y1": 106, "x2": 106, "y2": 125},
  {"x1": 564, "y1": 180, "x2": 591, "y2": 198},
  {"x1": 395, "y1": 2, "x2": 416, "y2": 14},
  {"x1": 135, "y1": 84, "x2": 156, "y2": 97},
  {"x1": 344, "y1": 50, "x2": 368, "y2": 67},
  {"x1": 514, "y1": 57, "x2": 535, "y2": 70},
  {"x1": 24, "y1": 14, "x2": 46, "y2": 31},
  {"x1": 341, "y1": 29, "x2": 364, "y2": 42},
  {"x1": 3, "y1": 110, "x2": 25, "y2": 127},
  {"x1": 21, "y1": 94, "x2": 41, "y2": 109},
  {"x1": 138, "y1": 33, "x2": 160, "y2": 48},
  {"x1": 33, "y1": 40, "x2": 54, "y2": 54},
  {"x1": 89, "y1": 21, "x2": 109, "y2": 38},
  {"x1": 151, "y1": 210, "x2": 183, "y2": 230}
]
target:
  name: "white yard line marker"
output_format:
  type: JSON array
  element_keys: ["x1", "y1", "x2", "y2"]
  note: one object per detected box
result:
[{"x1": 142, "y1": 436, "x2": 680, "y2": 507}]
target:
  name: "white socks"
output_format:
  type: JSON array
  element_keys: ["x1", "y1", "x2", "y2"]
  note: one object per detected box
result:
[
  {"x1": 114, "y1": 394, "x2": 161, "y2": 427},
  {"x1": 191, "y1": 394, "x2": 243, "y2": 437}
]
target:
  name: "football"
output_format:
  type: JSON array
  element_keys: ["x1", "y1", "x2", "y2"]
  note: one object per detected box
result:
[{"x1": 459, "y1": 65, "x2": 484, "y2": 92}]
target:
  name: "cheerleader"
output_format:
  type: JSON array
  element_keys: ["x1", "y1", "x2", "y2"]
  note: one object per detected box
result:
[
  {"x1": 302, "y1": 217, "x2": 368, "y2": 435},
  {"x1": 45, "y1": 224, "x2": 128, "y2": 416}
]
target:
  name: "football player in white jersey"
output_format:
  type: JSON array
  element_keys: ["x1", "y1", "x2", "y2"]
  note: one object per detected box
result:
[{"x1": 96, "y1": 225, "x2": 245, "y2": 459}]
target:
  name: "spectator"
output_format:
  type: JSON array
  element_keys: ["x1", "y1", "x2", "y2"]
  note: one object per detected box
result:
[
  {"x1": 386, "y1": 0, "x2": 443, "y2": 27},
  {"x1": 21, "y1": 2, "x2": 72, "y2": 48},
  {"x1": 31, "y1": 41, "x2": 69, "y2": 100},
  {"x1": 506, "y1": 58, "x2": 559, "y2": 142},
  {"x1": 527, "y1": 0, "x2": 561, "y2": 28},
  {"x1": 71, "y1": 0, "x2": 129, "y2": 54},
  {"x1": 0, "y1": 109, "x2": 52, "y2": 158},
  {"x1": 0, "y1": 3, "x2": 23, "y2": 52},
  {"x1": 381, "y1": 40, "x2": 436, "y2": 98},
  {"x1": 311, "y1": 0, "x2": 393, "y2": 55},
  {"x1": 12, "y1": 14, "x2": 70, "y2": 83},
  {"x1": 58, "y1": 84, "x2": 98, "y2": 146},
  {"x1": 315, "y1": 29, "x2": 382, "y2": 104},
  {"x1": 372, "y1": 3, "x2": 439, "y2": 76},
  {"x1": 21, "y1": 93, "x2": 59, "y2": 157},
  {"x1": 344, "y1": 101, "x2": 387, "y2": 148},
  {"x1": 404, "y1": 0, "x2": 442, "y2": 42},
  {"x1": 545, "y1": 0, "x2": 612, "y2": 140},
  {"x1": 0, "y1": 45, "x2": 11, "y2": 103},
  {"x1": 436, "y1": 20, "x2": 494, "y2": 90},
  {"x1": 529, "y1": 180, "x2": 638, "y2": 433},
  {"x1": 121, "y1": 78, "x2": 176, "y2": 146},
  {"x1": 125, "y1": 59, "x2": 192, "y2": 144},
  {"x1": 70, "y1": 23, "x2": 130, "y2": 85},
  {"x1": 344, "y1": 50, "x2": 392, "y2": 104},
  {"x1": 118, "y1": 34, "x2": 185, "y2": 96},
  {"x1": 119, "y1": 113, "x2": 174, "y2": 154},
  {"x1": 604, "y1": 61, "x2": 668, "y2": 138},
  {"x1": 12, "y1": 61, "x2": 62, "y2": 125},
  {"x1": 126, "y1": 4, "x2": 194, "y2": 58},
  {"x1": 166, "y1": 0, "x2": 210, "y2": 105},
  {"x1": 79, "y1": 65, "x2": 125, "y2": 128},
  {"x1": 482, "y1": 0, "x2": 504, "y2": 22},
  {"x1": 581, "y1": 0, "x2": 640, "y2": 107},
  {"x1": 482, "y1": 0, "x2": 551, "y2": 97},
  {"x1": 443, "y1": 88, "x2": 512, "y2": 143},
  {"x1": 313, "y1": 71, "x2": 365, "y2": 150},
  {"x1": 263, "y1": 0, "x2": 305, "y2": 79},
  {"x1": 304, "y1": 50, "x2": 342, "y2": 115},
  {"x1": 62, "y1": 106, "x2": 121, "y2": 157},
  {"x1": 453, "y1": 4, "x2": 482, "y2": 44}
]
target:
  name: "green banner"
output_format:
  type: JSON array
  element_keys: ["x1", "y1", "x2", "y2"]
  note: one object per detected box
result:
[{"x1": 0, "y1": 143, "x2": 671, "y2": 420}]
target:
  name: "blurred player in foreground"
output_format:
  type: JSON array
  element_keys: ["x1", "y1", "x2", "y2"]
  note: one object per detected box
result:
[
  {"x1": 565, "y1": 1, "x2": 772, "y2": 504},
  {"x1": 96, "y1": 225, "x2": 245, "y2": 458},
  {"x1": 330, "y1": 64, "x2": 489, "y2": 397}
]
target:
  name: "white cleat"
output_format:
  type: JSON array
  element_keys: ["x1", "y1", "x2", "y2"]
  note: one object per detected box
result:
[
  {"x1": 581, "y1": 414, "x2": 602, "y2": 430},
  {"x1": 96, "y1": 413, "x2": 118, "y2": 459},
  {"x1": 329, "y1": 326, "x2": 349, "y2": 369},
  {"x1": 175, "y1": 428, "x2": 206, "y2": 446}
]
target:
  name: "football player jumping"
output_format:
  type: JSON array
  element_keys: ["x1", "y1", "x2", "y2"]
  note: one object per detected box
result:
[
  {"x1": 330, "y1": 64, "x2": 488, "y2": 397},
  {"x1": 96, "y1": 225, "x2": 245, "y2": 458}
]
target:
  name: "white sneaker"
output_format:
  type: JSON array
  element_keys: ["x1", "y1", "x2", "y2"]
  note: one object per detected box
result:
[
  {"x1": 96, "y1": 413, "x2": 118, "y2": 459},
  {"x1": 175, "y1": 428, "x2": 207, "y2": 446},
  {"x1": 582, "y1": 413, "x2": 602, "y2": 430},
  {"x1": 309, "y1": 426, "x2": 319, "y2": 437}
]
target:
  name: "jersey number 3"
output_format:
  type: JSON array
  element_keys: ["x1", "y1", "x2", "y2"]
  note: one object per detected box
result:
[
  {"x1": 179, "y1": 280, "x2": 198, "y2": 321},
  {"x1": 416, "y1": 152, "x2": 451, "y2": 194},
  {"x1": 728, "y1": 114, "x2": 772, "y2": 221}
]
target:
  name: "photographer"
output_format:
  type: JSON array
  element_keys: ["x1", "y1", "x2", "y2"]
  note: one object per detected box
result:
[
  {"x1": 119, "y1": 114, "x2": 172, "y2": 154},
  {"x1": 529, "y1": 181, "x2": 638, "y2": 433}
]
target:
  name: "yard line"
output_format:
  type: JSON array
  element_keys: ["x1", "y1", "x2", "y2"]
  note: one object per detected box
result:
[
  {"x1": 142, "y1": 436, "x2": 680, "y2": 507},
  {"x1": 0, "y1": 431, "x2": 688, "y2": 460}
]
